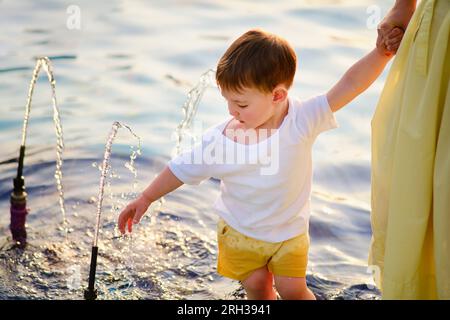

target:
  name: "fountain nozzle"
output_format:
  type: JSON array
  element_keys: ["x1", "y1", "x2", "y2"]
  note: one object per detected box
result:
[
  {"x1": 84, "y1": 288, "x2": 98, "y2": 301},
  {"x1": 10, "y1": 145, "x2": 28, "y2": 248}
]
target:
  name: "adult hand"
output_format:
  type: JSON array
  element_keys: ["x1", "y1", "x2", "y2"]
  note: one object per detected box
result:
[
  {"x1": 376, "y1": 0, "x2": 416, "y2": 55},
  {"x1": 376, "y1": 27, "x2": 405, "y2": 56}
]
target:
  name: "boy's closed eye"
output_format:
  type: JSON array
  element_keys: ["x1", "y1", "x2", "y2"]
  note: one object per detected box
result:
[{"x1": 238, "y1": 104, "x2": 248, "y2": 108}]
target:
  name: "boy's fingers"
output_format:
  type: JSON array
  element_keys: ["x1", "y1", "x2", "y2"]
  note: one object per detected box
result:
[
  {"x1": 386, "y1": 35, "x2": 403, "y2": 46},
  {"x1": 390, "y1": 40, "x2": 401, "y2": 48},
  {"x1": 127, "y1": 218, "x2": 133, "y2": 233},
  {"x1": 377, "y1": 22, "x2": 397, "y2": 40},
  {"x1": 388, "y1": 27, "x2": 403, "y2": 37},
  {"x1": 385, "y1": 31, "x2": 404, "y2": 42},
  {"x1": 133, "y1": 208, "x2": 145, "y2": 224},
  {"x1": 118, "y1": 206, "x2": 134, "y2": 234},
  {"x1": 386, "y1": 43, "x2": 400, "y2": 52},
  {"x1": 118, "y1": 212, "x2": 126, "y2": 234},
  {"x1": 386, "y1": 39, "x2": 402, "y2": 51}
]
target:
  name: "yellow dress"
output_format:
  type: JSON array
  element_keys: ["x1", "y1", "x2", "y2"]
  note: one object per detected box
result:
[{"x1": 369, "y1": 0, "x2": 450, "y2": 299}]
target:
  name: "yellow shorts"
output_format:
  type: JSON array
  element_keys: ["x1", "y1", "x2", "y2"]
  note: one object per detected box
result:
[{"x1": 217, "y1": 219, "x2": 310, "y2": 281}]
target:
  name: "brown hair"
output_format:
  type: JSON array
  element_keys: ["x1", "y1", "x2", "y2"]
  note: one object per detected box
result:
[{"x1": 216, "y1": 29, "x2": 297, "y2": 93}]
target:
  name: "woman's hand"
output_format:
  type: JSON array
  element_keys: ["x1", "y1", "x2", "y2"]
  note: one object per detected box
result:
[
  {"x1": 376, "y1": 27, "x2": 405, "y2": 57},
  {"x1": 376, "y1": 0, "x2": 416, "y2": 56}
]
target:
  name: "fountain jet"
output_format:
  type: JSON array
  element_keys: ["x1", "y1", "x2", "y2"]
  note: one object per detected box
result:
[
  {"x1": 84, "y1": 121, "x2": 141, "y2": 300},
  {"x1": 10, "y1": 57, "x2": 67, "y2": 247}
]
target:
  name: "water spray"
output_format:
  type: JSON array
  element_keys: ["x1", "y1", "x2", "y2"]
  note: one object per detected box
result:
[
  {"x1": 10, "y1": 57, "x2": 67, "y2": 247},
  {"x1": 174, "y1": 69, "x2": 215, "y2": 155},
  {"x1": 84, "y1": 121, "x2": 141, "y2": 300},
  {"x1": 84, "y1": 69, "x2": 213, "y2": 299}
]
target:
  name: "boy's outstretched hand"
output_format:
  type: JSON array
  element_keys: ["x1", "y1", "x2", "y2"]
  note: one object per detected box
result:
[
  {"x1": 377, "y1": 26, "x2": 405, "y2": 57},
  {"x1": 118, "y1": 195, "x2": 151, "y2": 234},
  {"x1": 116, "y1": 166, "x2": 184, "y2": 235}
]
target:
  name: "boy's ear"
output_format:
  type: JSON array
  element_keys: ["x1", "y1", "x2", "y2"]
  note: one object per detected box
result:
[{"x1": 272, "y1": 86, "x2": 288, "y2": 104}]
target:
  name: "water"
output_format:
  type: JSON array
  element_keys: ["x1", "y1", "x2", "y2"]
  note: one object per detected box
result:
[
  {"x1": 21, "y1": 57, "x2": 67, "y2": 229},
  {"x1": 174, "y1": 69, "x2": 216, "y2": 156},
  {"x1": 0, "y1": 0, "x2": 395, "y2": 299},
  {"x1": 93, "y1": 121, "x2": 141, "y2": 248}
]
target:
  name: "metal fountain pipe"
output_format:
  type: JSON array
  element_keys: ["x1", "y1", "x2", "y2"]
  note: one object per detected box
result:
[{"x1": 84, "y1": 122, "x2": 121, "y2": 300}]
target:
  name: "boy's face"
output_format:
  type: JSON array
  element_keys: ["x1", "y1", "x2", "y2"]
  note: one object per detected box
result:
[{"x1": 220, "y1": 87, "x2": 279, "y2": 129}]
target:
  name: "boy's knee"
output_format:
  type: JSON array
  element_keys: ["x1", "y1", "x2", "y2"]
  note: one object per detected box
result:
[
  {"x1": 274, "y1": 276, "x2": 315, "y2": 300},
  {"x1": 242, "y1": 267, "x2": 273, "y2": 292}
]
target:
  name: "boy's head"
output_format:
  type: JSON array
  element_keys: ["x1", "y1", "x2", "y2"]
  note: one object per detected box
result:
[
  {"x1": 216, "y1": 29, "x2": 297, "y2": 129},
  {"x1": 216, "y1": 29, "x2": 297, "y2": 94}
]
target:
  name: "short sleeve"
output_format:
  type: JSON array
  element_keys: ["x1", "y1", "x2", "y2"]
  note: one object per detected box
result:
[
  {"x1": 294, "y1": 94, "x2": 338, "y2": 141},
  {"x1": 167, "y1": 129, "x2": 218, "y2": 185}
]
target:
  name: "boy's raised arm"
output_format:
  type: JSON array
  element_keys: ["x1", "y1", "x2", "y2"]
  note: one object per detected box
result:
[
  {"x1": 326, "y1": 25, "x2": 404, "y2": 113},
  {"x1": 326, "y1": 48, "x2": 392, "y2": 113}
]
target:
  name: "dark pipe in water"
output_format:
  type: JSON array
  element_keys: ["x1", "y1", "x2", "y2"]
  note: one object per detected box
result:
[
  {"x1": 84, "y1": 246, "x2": 99, "y2": 300},
  {"x1": 10, "y1": 145, "x2": 28, "y2": 248}
]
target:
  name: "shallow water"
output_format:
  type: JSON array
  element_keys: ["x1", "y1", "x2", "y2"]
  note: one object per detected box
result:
[{"x1": 0, "y1": 0, "x2": 393, "y2": 299}]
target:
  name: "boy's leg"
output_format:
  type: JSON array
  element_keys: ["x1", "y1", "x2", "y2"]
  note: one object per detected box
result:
[
  {"x1": 274, "y1": 275, "x2": 315, "y2": 300},
  {"x1": 241, "y1": 266, "x2": 277, "y2": 300}
]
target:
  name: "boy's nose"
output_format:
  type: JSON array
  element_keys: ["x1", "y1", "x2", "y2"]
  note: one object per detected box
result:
[{"x1": 229, "y1": 107, "x2": 239, "y2": 117}]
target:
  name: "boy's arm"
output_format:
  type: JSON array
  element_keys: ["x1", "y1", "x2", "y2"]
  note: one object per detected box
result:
[
  {"x1": 326, "y1": 48, "x2": 392, "y2": 113},
  {"x1": 142, "y1": 165, "x2": 183, "y2": 203},
  {"x1": 118, "y1": 165, "x2": 183, "y2": 233}
]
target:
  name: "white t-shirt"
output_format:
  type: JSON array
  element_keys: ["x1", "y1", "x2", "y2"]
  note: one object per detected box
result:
[{"x1": 168, "y1": 94, "x2": 338, "y2": 242}]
